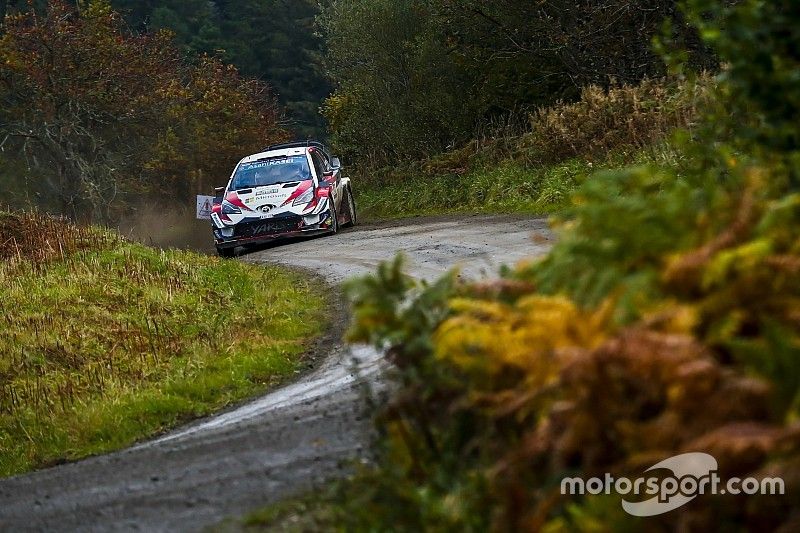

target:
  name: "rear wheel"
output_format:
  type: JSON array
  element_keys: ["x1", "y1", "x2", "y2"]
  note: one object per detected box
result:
[
  {"x1": 216, "y1": 246, "x2": 236, "y2": 258},
  {"x1": 342, "y1": 187, "x2": 357, "y2": 228}
]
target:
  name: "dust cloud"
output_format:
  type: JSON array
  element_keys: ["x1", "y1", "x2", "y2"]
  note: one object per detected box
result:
[{"x1": 117, "y1": 202, "x2": 215, "y2": 254}]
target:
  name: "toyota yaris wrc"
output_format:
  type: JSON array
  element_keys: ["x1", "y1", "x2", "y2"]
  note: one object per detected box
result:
[{"x1": 210, "y1": 141, "x2": 356, "y2": 257}]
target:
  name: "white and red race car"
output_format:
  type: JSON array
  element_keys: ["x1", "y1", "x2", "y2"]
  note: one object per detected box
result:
[{"x1": 211, "y1": 141, "x2": 356, "y2": 257}]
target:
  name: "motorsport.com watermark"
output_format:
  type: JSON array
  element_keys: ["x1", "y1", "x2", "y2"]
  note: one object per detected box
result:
[{"x1": 561, "y1": 453, "x2": 785, "y2": 517}]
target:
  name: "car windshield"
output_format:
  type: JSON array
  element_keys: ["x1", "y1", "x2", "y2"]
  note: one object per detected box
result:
[{"x1": 230, "y1": 156, "x2": 311, "y2": 190}]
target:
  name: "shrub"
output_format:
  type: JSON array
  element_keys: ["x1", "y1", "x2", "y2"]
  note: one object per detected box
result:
[
  {"x1": 354, "y1": 76, "x2": 709, "y2": 220},
  {"x1": 520, "y1": 77, "x2": 710, "y2": 166},
  {"x1": 359, "y1": 76, "x2": 710, "y2": 187},
  {"x1": 341, "y1": 1, "x2": 800, "y2": 530},
  {"x1": 0, "y1": 211, "x2": 115, "y2": 267}
]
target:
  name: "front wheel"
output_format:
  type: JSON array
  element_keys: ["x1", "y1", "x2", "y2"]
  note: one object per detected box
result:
[
  {"x1": 342, "y1": 187, "x2": 357, "y2": 228},
  {"x1": 216, "y1": 246, "x2": 236, "y2": 258},
  {"x1": 328, "y1": 201, "x2": 339, "y2": 235}
]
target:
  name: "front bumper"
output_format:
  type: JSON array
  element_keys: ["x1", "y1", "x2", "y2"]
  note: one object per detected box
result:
[{"x1": 214, "y1": 212, "x2": 334, "y2": 249}]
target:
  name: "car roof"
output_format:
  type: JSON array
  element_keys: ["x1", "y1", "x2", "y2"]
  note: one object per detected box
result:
[
  {"x1": 238, "y1": 148, "x2": 309, "y2": 165},
  {"x1": 265, "y1": 140, "x2": 327, "y2": 153},
  {"x1": 238, "y1": 140, "x2": 333, "y2": 165}
]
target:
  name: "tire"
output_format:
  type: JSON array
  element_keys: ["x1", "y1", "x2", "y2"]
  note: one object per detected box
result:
[
  {"x1": 328, "y1": 201, "x2": 339, "y2": 235},
  {"x1": 216, "y1": 246, "x2": 236, "y2": 258},
  {"x1": 342, "y1": 187, "x2": 357, "y2": 228}
]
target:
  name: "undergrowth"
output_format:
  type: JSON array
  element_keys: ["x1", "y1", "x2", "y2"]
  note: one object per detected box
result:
[
  {"x1": 355, "y1": 76, "x2": 710, "y2": 220},
  {"x1": 248, "y1": 1, "x2": 800, "y2": 531}
]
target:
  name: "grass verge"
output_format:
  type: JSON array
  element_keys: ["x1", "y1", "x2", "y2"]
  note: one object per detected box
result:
[
  {"x1": 355, "y1": 143, "x2": 687, "y2": 221},
  {"x1": 356, "y1": 158, "x2": 588, "y2": 221},
  {"x1": 213, "y1": 486, "x2": 340, "y2": 532},
  {"x1": 352, "y1": 76, "x2": 707, "y2": 221},
  {"x1": 0, "y1": 212, "x2": 325, "y2": 477}
]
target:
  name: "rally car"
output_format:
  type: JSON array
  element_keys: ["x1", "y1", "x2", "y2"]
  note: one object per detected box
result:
[{"x1": 210, "y1": 141, "x2": 356, "y2": 257}]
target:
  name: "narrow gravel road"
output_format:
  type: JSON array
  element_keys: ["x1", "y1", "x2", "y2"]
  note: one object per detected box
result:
[{"x1": 0, "y1": 215, "x2": 553, "y2": 532}]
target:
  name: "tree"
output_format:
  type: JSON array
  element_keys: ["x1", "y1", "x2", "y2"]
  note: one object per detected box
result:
[
  {"x1": 320, "y1": 0, "x2": 479, "y2": 164},
  {"x1": 110, "y1": 0, "x2": 331, "y2": 139},
  {"x1": 0, "y1": 0, "x2": 286, "y2": 220},
  {"x1": 210, "y1": 0, "x2": 331, "y2": 139},
  {"x1": 435, "y1": 0, "x2": 715, "y2": 97},
  {"x1": 321, "y1": 0, "x2": 717, "y2": 166}
]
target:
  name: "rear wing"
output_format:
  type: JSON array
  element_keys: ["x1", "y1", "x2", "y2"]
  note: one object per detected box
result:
[{"x1": 263, "y1": 140, "x2": 330, "y2": 158}]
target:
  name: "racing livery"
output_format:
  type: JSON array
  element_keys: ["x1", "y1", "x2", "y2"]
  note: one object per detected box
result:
[{"x1": 210, "y1": 141, "x2": 356, "y2": 257}]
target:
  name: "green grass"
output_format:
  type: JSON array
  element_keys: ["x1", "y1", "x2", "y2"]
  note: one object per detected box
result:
[
  {"x1": 212, "y1": 485, "x2": 340, "y2": 532},
  {"x1": 355, "y1": 159, "x2": 583, "y2": 221},
  {"x1": 354, "y1": 142, "x2": 688, "y2": 221},
  {"x1": 0, "y1": 218, "x2": 325, "y2": 477}
]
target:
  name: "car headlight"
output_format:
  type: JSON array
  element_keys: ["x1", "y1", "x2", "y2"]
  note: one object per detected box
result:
[
  {"x1": 292, "y1": 187, "x2": 315, "y2": 207},
  {"x1": 221, "y1": 200, "x2": 241, "y2": 215}
]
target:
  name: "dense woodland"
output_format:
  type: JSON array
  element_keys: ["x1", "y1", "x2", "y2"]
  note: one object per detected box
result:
[
  {"x1": 0, "y1": 0, "x2": 718, "y2": 220},
  {"x1": 1, "y1": 0, "x2": 329, "y2": 137},
  {"x1": 321, "y1": 0, "x2": 717, "y2": 164}
]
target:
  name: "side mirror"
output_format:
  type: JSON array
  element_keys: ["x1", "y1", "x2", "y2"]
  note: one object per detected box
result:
[
  {"x1": 213, "y1": 186, "x2": 225, "y2": 205},
  {"x1": 331, "y1": 157, "x2": 341, "y2": 169}
]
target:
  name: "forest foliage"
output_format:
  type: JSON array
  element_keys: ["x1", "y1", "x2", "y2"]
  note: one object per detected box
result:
[
  {"x1": 0, "y1": 0, "x2": 287, "y2": 221},
  {"x1": 108, "y1": 0, "x2": 330, "y2": 138},
  {"x1": 320, "y1": 0, "x2": 717, "y2": 166},
  {"x1": 341, "y1": 0, "x2": 800, "y2": 530},
  {"x1": 0, "y1": 0, "x2": 725, "y2": 221},
  {"x1": 1, "y1": 0, "x2": 329, "y2": 138}
]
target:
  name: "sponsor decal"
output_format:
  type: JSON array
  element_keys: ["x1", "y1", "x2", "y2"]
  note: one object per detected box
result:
[
  {"x1": 250, "y1": 220, "x2": 298, "y2": 235},
  {"x1": 225, "y1": 192, "x2": 250, "y2": 211},
  {"x1": 239, "y1": 156, "x2": 306, "y2": 170},
  {"x1": 281, "y1": 180, "x2": 313, "y2": 206}
]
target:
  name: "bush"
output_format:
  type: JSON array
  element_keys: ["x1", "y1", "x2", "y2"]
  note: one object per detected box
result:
[
  {"x1": 354, "y1": 76, "x2": 709, "y2": 220},
  {"x1": 340, "y1": 1, "x2": 800, "y2": 530},
  {"x1": 0, "y1": 211, "x2": 115, "y2": 266},
  {"x1": 521, "y1": 77, "x2": 710, "y2": 166}
]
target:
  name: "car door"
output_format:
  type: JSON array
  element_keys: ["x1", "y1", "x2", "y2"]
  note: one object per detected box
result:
[
  {"x1": 323, "y1": 152, "x2": 344, "y2": 211},
  {"x1": 312, "y1": 151, "x2": 343, "y2": 211}
]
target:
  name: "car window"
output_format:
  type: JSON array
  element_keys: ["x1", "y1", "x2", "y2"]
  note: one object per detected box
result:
[
  {"x1": 310, "y1": 151, "x2": 326, "y2": 179},
  {"x1": 230, "y1": 156, "x2": 311, "y2": 190}
]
